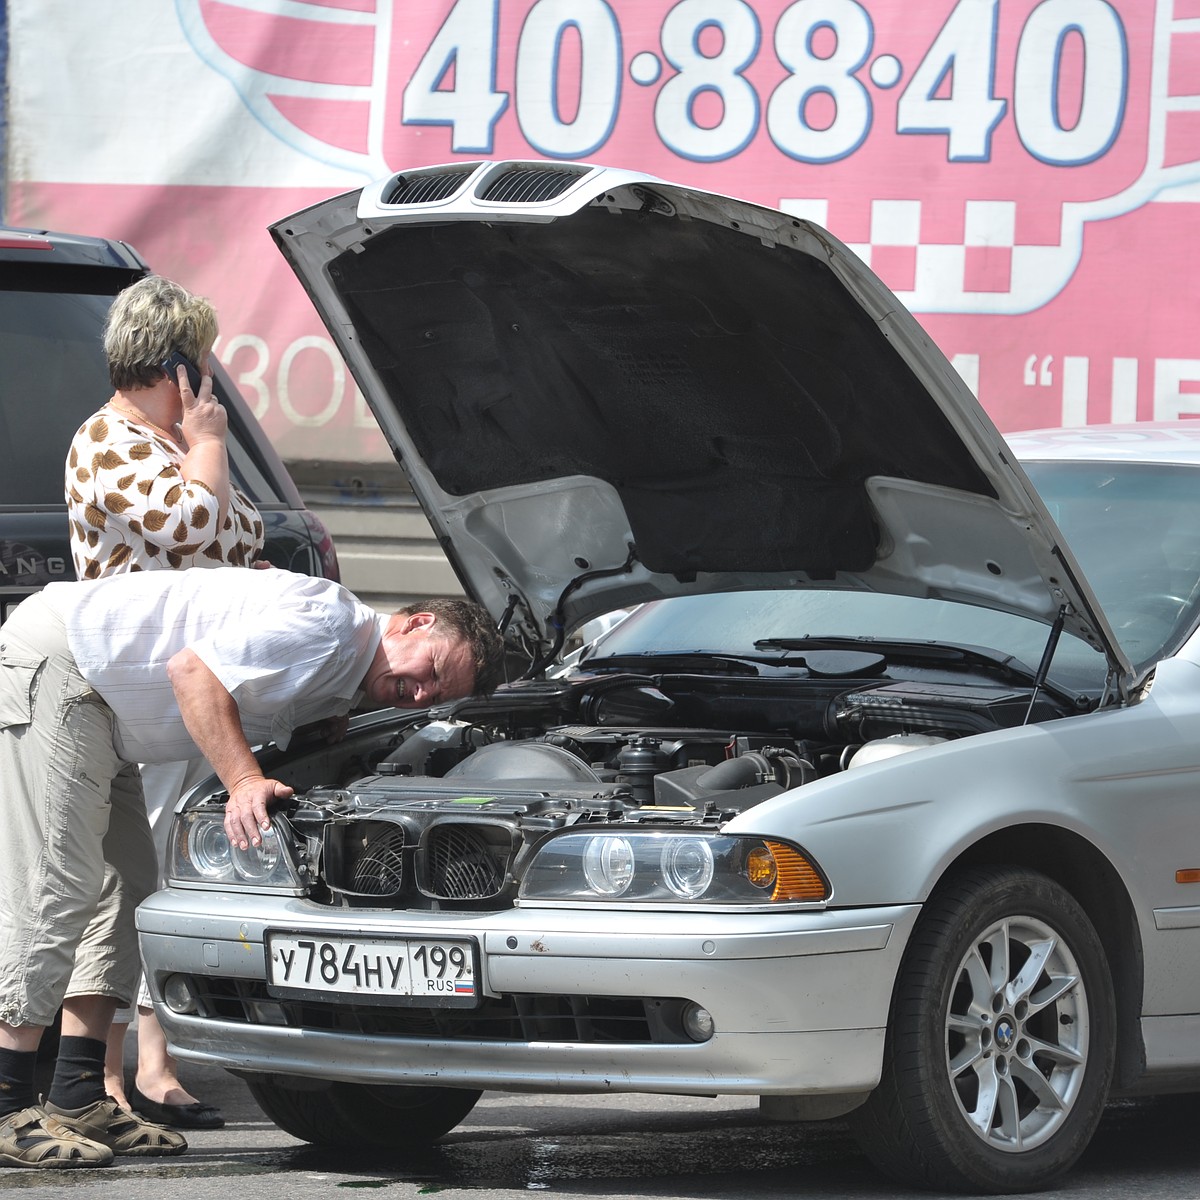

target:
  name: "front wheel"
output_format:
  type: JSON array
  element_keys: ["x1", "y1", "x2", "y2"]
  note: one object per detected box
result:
[
  {"x1": 849, "y1": 866, "x2": 1115, "y2": 1193},
  {"x1": 246, "y1": 1075, "x2": 482, "y2": 1149}
]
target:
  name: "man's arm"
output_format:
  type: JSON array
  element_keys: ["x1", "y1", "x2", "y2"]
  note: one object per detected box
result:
[{"x1": 166, "y1": 648, "x2": 294, "y2": 851}]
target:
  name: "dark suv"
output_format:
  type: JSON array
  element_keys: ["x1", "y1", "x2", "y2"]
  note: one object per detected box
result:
[{"x1": 0, "y1": 224, "x2": 338, "y2": 616}]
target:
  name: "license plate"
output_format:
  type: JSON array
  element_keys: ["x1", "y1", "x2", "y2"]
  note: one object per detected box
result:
[{"x1": 265, "y1": 932, "x2": 478, "y2": 1007}]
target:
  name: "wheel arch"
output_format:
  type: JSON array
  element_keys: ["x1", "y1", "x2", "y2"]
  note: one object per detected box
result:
[{"x1": 939, "y1": 823, "x2": 1145, "y2": 1091}]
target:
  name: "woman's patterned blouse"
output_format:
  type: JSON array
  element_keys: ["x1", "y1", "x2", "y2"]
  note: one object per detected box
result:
[{"x1": 65, "y1": 406, "x2": 265, "y2": 580}]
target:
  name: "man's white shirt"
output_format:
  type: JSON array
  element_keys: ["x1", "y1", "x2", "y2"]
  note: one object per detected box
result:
[{"x1": 41, "y1": 569, "x2": 383, "y2": 763}]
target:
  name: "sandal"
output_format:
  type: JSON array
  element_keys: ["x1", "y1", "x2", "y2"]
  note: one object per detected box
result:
[
  {"x1": 0, "y1": 1105, "x2": 114, "y2": 1168},
  {"x1": 42, "y1": 1097, "x2": 187, "y2": 1157}
]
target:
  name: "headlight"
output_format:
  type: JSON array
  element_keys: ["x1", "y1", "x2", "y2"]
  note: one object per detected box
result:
[
  {"x1": 520, "y1": 831, "x2": 828, "y2": 906},
  {"x1": 660, "y1": 837, "x2": 715, "y2": 898},
  {"x1": 187, "y1": 817, "x2": 233, "y2": 879},
  {"x1": 581, "y1": 835, "x2": 634, "y2": 896},
  {"x1": 168, "y1": 810, "x2": 306, "y2": 893}
]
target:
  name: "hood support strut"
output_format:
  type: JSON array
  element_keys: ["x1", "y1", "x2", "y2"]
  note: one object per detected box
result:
[
  {"x1": 523, "y1": 544, "x2": 640, "y2": 679},
  {"x1": 1023, "y1": 605, "x2": 1067, "y2": 725}
]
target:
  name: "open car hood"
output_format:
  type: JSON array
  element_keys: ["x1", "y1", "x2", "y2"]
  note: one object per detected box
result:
[{"x1": 272, "y1": 161, "x2": 1132, "y2": 692}]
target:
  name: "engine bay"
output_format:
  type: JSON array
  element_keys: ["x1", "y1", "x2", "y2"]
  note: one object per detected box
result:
[{"x1": 246, "y1": 666, "x2": 1075, "y2": 911}]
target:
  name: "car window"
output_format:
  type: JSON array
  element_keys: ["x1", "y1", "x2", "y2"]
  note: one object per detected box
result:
[
  {"x1": 0, "y1": 289, "x2": 115, "y2": 506},
  {"x1": 0, "y1": 287, "x2": 284, "y2": 508},
  {"x1": 1023, "y1": 459, "x2": 1200, "y2": 669}
]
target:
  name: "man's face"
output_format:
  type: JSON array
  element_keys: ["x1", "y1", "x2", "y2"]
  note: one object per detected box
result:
[{"x1": 362, "y1": 612, "x2": 476, "y2": 709}]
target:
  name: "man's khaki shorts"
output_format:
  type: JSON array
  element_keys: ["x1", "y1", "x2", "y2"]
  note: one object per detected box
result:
[{"x1": 0, "y1": 591, "x2": 156, "y2": 1028}]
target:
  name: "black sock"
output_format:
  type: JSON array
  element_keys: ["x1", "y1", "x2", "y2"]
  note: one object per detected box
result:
[
  {"x1": 0, "y1": 1047, "x2": 38, "y2": 1117},
  {"x1": 46, "y1": 1036, "x2": 107, "y2": 1111}
]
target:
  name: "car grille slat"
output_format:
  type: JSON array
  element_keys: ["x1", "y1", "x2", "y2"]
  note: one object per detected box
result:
[
  {"x1": 383, "y1": 166, "x2": 476, "y2": 205},
  {"x1": 478, "y1": 165, "x2": 587, "y2": 204}
]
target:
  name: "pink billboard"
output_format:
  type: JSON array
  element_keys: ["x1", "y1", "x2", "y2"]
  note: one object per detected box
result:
[{"x1": 6, "y1": 0, "x2": 1200, "y2": 462}]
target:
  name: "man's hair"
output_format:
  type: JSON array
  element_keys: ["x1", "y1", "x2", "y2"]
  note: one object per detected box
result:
[
  {"x1": 104, "y1": 275, "x2": 219, "y2": 391},
  {"x1": 397, "y1": 598, "x2": 506, "y2": 696}
]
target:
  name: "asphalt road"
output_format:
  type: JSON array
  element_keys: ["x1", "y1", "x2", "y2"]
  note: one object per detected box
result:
[{"x1": 3, "y1": 1056, "x2": 1200, "y2": 1198}]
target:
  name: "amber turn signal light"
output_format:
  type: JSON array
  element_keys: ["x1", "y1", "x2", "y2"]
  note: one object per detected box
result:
[{"x1": 763, "y1": 840, "x2": 828, "y2": 902}]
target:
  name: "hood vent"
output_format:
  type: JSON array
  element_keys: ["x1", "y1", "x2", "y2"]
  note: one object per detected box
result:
[
  {"x1": 478, "y1": 165, "x2": 589, "y2": 204},
  {"x1": 383, "y1": 166, "x2": 477, "y2": 206}
]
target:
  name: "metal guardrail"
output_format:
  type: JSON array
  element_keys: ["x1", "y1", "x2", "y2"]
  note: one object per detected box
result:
[{"x1": 287, "y1": 460, "x2": 462, "y2": 615}]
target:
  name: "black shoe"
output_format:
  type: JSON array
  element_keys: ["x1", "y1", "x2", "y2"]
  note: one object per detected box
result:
[{"x1": 127, "y1": 1085, "x2": 224, "y2": 1131}]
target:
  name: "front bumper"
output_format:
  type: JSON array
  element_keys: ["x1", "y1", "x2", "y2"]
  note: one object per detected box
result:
[{"x1": 137, "y1": 889, "x2": 919, "y2": 1096}]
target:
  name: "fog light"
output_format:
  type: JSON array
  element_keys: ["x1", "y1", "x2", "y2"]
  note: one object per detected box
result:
[
  {"x1": 682, "y1": 1002, "x2": 715, "y2": 1042},
  {"x1": 162, "y1": 974, "x2": 199, "y2": 1015}
]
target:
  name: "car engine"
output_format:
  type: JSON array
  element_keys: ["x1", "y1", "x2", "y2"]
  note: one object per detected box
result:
[{"x1": 238, "y1": 667, "x2": 1071, "y2": 912}]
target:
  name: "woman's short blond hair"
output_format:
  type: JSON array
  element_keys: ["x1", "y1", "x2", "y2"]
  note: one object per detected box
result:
[{"x1": 104, "y1": 275, "x2": 219, "y2": 391}]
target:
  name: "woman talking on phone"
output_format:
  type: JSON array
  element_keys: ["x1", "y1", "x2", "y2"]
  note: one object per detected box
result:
[
  {"x1": 67, "y1": 275, "x2": 262, "y2": 579},
  {"x1": 62, "y1": 275, "x2": 264, "y2": 1140}
]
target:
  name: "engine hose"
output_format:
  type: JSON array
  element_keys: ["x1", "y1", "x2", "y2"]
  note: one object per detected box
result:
[{"x1": 697, "y1": 751, "x2": 815, "y2": 792}]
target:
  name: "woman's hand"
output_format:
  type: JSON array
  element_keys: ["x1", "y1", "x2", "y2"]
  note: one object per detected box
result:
[
  {"x1": 177, "y1": 361, "x2": 227, "y2": 448},
  {"x1": 175, "y1": 361, "x2": 232, "y2": 527}
]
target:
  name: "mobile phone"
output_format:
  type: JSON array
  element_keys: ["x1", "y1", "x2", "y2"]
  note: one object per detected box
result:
[{"x1": 161, "y1": 350, "x2": 205, "y2": 394}]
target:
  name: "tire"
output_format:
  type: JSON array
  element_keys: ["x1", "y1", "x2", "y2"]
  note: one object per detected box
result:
[
  {"x1": 848, "y1": 866, "x2": 1116, "y2": 1194},
  {"x1": 246, "y1": 1076, "x2": 482, "y2": 1148}
]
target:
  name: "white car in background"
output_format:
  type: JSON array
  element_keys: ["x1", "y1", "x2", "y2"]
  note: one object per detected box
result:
[{"x1": 138, "y1": 163, "x2": 1200, "y2": 1194}]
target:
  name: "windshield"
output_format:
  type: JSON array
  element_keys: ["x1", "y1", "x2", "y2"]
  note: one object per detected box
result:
[
  {"x1": 590, "y1": 459, "x2": 1200, "y2": 693},
  {"x1": 1024, "y1": 459, "x2": 1200, "y2": 669}
]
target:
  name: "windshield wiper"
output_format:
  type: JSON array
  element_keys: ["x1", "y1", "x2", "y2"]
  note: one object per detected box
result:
[
  {"x1": 580, "y1": 651, "x2": 761, "y2": 676},
  {"x1": 752, "y1": 635, "x2": 1080, "y2": 706}
]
